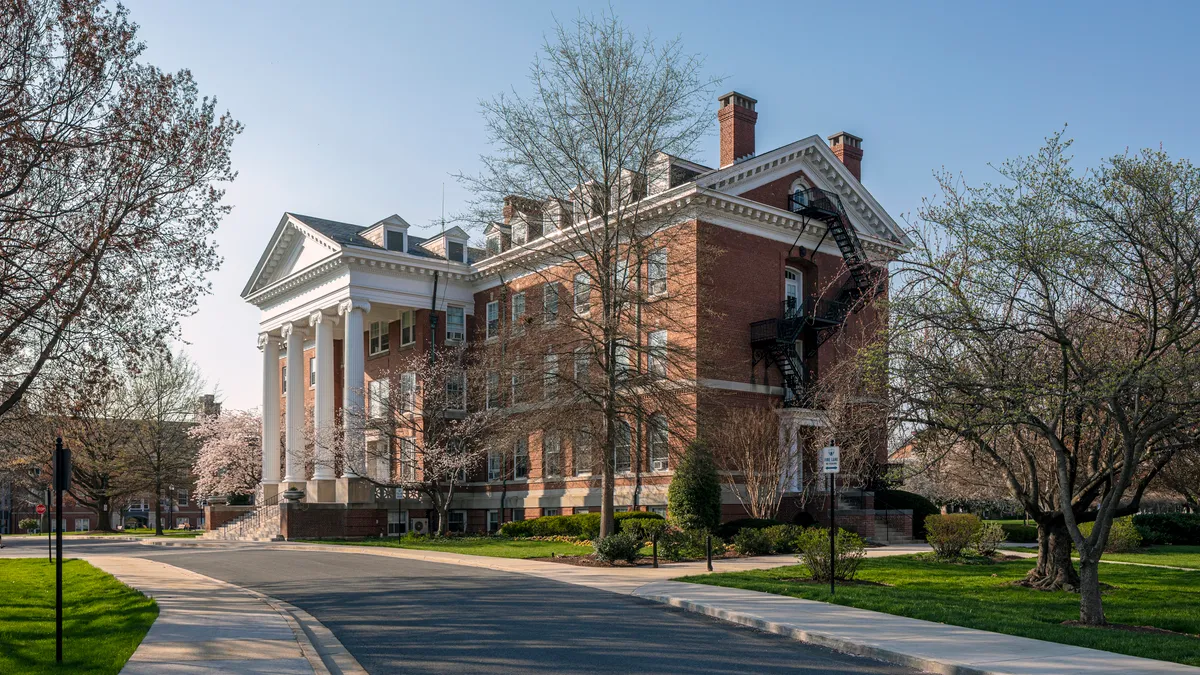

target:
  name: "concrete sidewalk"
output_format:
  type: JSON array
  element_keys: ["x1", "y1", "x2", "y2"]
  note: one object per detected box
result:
[
  {"x1": 208, "y1": 540, "x2": 1198, "y2": 675},
  {"x1": 85, "y1": 556, "x2": 364, "y2": 675}
]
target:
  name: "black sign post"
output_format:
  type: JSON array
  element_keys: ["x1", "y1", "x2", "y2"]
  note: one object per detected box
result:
[
  {"x1": 54, "y1": 437, "x2": 71, "y2": 664},
  {"x1": 46, "y1": 487, "x2": 52, "y2": 562}
]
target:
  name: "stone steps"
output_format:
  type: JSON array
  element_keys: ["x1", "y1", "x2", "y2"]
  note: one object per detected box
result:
[{"x1": 200, "y1": 504, "x2": 282, "y2": 542}]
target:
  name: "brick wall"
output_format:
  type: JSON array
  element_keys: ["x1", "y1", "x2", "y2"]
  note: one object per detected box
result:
[{"x1": 280, "y1": 503, "x2": 388, "y2": 540}]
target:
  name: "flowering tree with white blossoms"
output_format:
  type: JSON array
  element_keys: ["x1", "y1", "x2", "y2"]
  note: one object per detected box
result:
[{"x1": 191, "y1": 409, "x2": 262, "y2": 500}]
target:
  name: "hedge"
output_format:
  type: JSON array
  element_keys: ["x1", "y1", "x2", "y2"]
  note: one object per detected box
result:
[
  {"x1": 999, "y1": 523, "x2": 1039, "y2": 543},
  {"x1": 714, "y1": 518, "x2": 781, "y2": 541},
  {"x1": 1133, "y1": 513, "x2": 1200, "y2": 545},
  {"x1": 498, "y1": 511, "x2": 663, "y2": 539},
  {"x1": 874, "y1": 489, "x2": 939, "y2": 540}
]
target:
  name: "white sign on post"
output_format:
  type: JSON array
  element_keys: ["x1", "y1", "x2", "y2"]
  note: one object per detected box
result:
[{"x1": 820, "y1": 445, "x2": 840, "y2": 474}]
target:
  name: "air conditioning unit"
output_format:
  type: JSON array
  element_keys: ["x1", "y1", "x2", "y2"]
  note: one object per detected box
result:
[
  {"x1": 410, "y1": 518, "x2": 430, "y2": 535},
  {"x1": 651, "y1": 459, "x2": 668, "y2": 471}
]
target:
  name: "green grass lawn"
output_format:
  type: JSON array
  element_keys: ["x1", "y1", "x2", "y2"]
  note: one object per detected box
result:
[
  {"x1": 0, "y1": 559, "x2": 158, "y2": 674},
  {"x1": 679, "y1": 554, "x2": 1200, "y2": 667},
  {"x1": 310, "y1": 536, "x2": 595, "y2": 559},
  {"x1": 1089, "y1": 546, "x2": 1200, "y2": 570}
]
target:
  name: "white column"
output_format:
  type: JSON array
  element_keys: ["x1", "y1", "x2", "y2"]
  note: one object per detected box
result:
[
  {"x1": 258, "y1": 332, "x2": 282, "y2": 485},
  {"x1": 310, "y1": 311, "x2": 337, "y2": 480},
  {"x1": 282, "y1": 322, "x2": 306, "y2": 483},
  {"x1": 339, "y1": 298, "x2": 370, "y2": 477}
]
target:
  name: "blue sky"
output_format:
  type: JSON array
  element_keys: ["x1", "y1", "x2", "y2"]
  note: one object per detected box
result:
[{"x1": 120, "y1": 0, "x2": 1200, "y2": 409}]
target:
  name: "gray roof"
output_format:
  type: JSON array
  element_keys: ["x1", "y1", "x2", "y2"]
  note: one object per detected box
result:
[{"x1": 288, "y1": 212, "x2": 441, "y2": 259}]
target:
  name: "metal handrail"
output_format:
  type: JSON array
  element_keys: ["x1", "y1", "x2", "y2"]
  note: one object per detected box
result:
[
  {"x1": 214, "y1": 491, "x2": 284, "y2": 540},
  {"x1": 788, "y1": 187, "x2": 845, "y2": 217}
]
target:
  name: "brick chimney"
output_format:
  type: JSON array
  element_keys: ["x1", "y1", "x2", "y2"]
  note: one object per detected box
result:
[
  {"x1": 828, "y1": 132, "x2": 863, "y2": 181},
  {"x1": 718, "y1": 91, "x2": 757, "y2": 168}
]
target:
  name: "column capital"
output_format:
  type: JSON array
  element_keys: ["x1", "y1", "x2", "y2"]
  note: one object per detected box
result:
[
  {"x1": 338, "y1": 298, "x2": 371, "y2": 316},
  {"x1": 258, "y1": 332, "x2": 282, "y2": 350},
  {"x1": 280, "y1": 322, "x2": 306, "y2": 341},
  {"x1": 310, "y1": 310, "x2": 339, "y2": 327}
]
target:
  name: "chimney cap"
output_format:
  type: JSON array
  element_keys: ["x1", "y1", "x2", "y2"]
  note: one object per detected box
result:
[
  {"x1": 718, "y1": 91, "x2": 757, "y2": 111},
  {"x1": 827, "y1": 131, "x2": 862, "y2": 148}
]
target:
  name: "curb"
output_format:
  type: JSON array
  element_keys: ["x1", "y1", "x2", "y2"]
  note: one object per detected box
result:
[{"x1": 238, "y1": 586, "x2": 368, "y2": 675}]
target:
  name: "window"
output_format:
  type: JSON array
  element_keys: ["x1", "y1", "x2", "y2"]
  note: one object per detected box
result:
[
  {"x1": 514, "y1": 437, "x2": 529, "y2": 479},
  {"x1": 74, "y1": 518, "x2": 90, "y2": 532},
  {"x1": 574, "y1": 508, "x2": 589, "y2": 514},
  {"x1": 574, "y1": 347, "x2": 590, "y2": 384},
  {"x1": 399, "y1": 438, "x2": 417, "y2": 481},
  {"x1": 487, "y1": 510, "x2": 500, "y2": 533},
  {"x1": 487, "y1": 450, "x2": 503, "y2": 481},
  {"x1": 573, "y1": 431, "x2": 592, "y2": 476},
  {"x1": 648, "y1": 330, "x2": 667, "y2": 379},
  {"x1": 543, "y1": 508, "x2": 560, "y2": 517},
  {"x1": 448, "y1": 241, "x2": 466, "y2": 263},
  {"x1": 446, "y1": 370, "x2": 465, "y2": 410},
  {"x1": 512, "y1": 220, "x2": 528, "y2": 245},
  {"x1": 649, "y1": 414, "x2": 669, "y2": 471},
  {"x1": 487, "y1": 233, "x2": 500, "y2": 255},
  {"x1": 309, "y1": 357, "x2": 316, "y2": 389},
  {"x1": 543, "y1": 432, "x2": 562, "y2": 478},
  {"x1": 785, "y1": 268, "x2": 802, "y2": 317},
  {"x1": 369, "y1": 439, "x2": 391, "y2": 480},
  {"x1": 486, "y1": 370, "x2": 500, "y2": 409},
  {"x1": 512, "y1": 508, "x2": 526, "y2": 522},
  {"x1": 446, "y1": 306, "x2": 465, "y2": 342},
  {"x1": 510, "y1": 360, "x2": 524, "y2": 402},
  {"x1": 486, "y1": 301, "x2": 499, "y2": 339},
  {"x1": 649, "y1": 505, "x2": 667, "y2": 517},
  {"x1": 400, "y1": 310, "x2": 415, "y2": 346},
  {"x1": 388, "y1": 510, "x2": 409, "y2": 536},
  {"x1": 369, "y1": 379, "x2": 390, "y2": 419},
  {"x1": 281, "y1": 366, "x2": 287, "y2": 394},
  {"x1": 543, "y1": 283, "x2": 559, "y2": 322},
  {"x1": 614, "y1": 421, "x2": 632, "y2": 473},
  {"x1": 370, "y1": 321, "x2": 390, "y2": 355},
  {"x1": 511, "y1": 292, "x2": 526, "y2": 331},
  {"x1": 648, "y1": 248, "x2": 668, "y2": 296},
  {"x1": 400, "y1": 372, "x2": 416, "y2": 412},
  {"x1": 176, "y1": 489, "x2": 189, "y2": 507},
  {"x1": 129, "y1": 496, "x2": 148, "y2": 511},
  {"x1": 175, "y1": 517, "x2": 190, "y2": 529},
  {"x1": 386, "y1": 229, "x2": 406, "y2": 252},
  {"x1": 615, "y1": 258, "x2": 631, "y2": 309},
  {"x1": 449, "y1": 510, "x2": 467, "y2": 533},
  {"x1": 543, "y1": 352, "x2": 558, "y2": 400},
  {"x1": 615, "y1": 340, "x2": 633, "y2": 377},
  {"x1": 574, "y1": 273, "x2": 590, "y2": 313}
]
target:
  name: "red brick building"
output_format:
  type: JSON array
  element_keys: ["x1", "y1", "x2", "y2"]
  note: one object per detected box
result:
[{"x1": 233, "y1": 90, "x2": 910, "y2": 540}]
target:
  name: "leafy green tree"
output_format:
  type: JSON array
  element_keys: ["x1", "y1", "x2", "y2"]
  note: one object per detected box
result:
[{"x1": 668, "y1": 441, "x2": 722, "y2": 533}]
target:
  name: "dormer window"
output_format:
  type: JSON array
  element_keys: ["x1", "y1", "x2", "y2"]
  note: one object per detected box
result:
[
  {"x1": 487, "y1": 234, "x2": 500, "y2": 255},
  {"x1": 512, "y1": 220, "x2": 528, "y2": 245},
  {"x1": 386, "y1": 229, "x2": 406, "y2": 252},
  {"x1": 448, "y1": 241, "x2": 465, "y2": 263}
]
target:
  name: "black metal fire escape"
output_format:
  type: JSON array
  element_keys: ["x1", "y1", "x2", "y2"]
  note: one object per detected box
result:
[{"x1": 750, "y1": 187, "x2": 886, "y2": 407}]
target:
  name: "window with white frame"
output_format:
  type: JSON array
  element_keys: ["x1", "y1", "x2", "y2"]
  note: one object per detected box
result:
[
  {"x1": 511, "y1": 292, "x2": 525, "y2": 331},
  {"x1": 649, "y1": 505, "x2": 667, "y2": 517},
  {"x1": 175, "y1": 517, "x2": 190, "y2": 529},
  {"x1": 543, "y1": 352, "x2": 558, "y2": 400},
  {"x1": 573, "y1": 431, "x2": 592, "y2": 476},
  {"x1": 368, "y1": 379, "x2": 390, "y2": 419},
  {"x1": 614, "y1": 421, "x2": 632, "y2": 473},
  {"x1": 129, "y1": 496, "x2": 148, "y2": 511},
  {"x1": 74, "y1": 518, "x2": 90, "y2": 532},
  {"x1": 649, "y1": 414, "x2": 669, "y2": 471},
  {"x1": 487, "y1": 509, "x2": 500, "y2": 533},
  {"x1": 386, "y1": 229, "x2": 406, "y2": 252},
  {"x1": 486, "y1": 301, "x2": 499, "y2": 339},
  {"x1": 648, "y1": 330, "x2": 667, "y2": 379},
  {"x1": 446, "y1": 306, "x2": 465, "y2": 342},
  {"x1": 574, "y1": 507, "x2": 589, "y2": 514},
  {"x1": 512, "y1": 220, "x2": 528, "y2": 245},
  {"x1": 400, "y1": 372, "x2": 416, "y2": 413},
  {"x1": 399, "y1": 438, "x2": 417, "y2": 481},
  {"x1": 615, "y1": 258, "x2": 631, "y2": 309},
  {"x1": 487, "y1": 233, "x2": 501, "y2": 255},
  {"x1": 514, "y1": 437, "x2": 529, "y2": 479},
  {"x1": 615, "y1": 340, "x2": 633, "y2": 377},
  {"x1": 510, "y1": 360, "x2": 524, "y2": 402},
  {"x1": 574, "y1": 347, "x2": 589, "y2": 384},
  {"x1": 309, "y1": 356, "x2": 316, "y2": 389},
  {"x1": 512, "y1": 508, "x2": 526, "y2": 522},
  {"x1": 486, "y1": 370, "x2": 500, "y2": 409},
  {"x1": 574, "y1": 273, "x2": 590, "y2": 313},
  {"x1": 400, "y1": 310, "x2": 415, "y2": 346},
  {"x1": 449, "y1": 510, "x2": 467, "y2": 533},
  {"x1": 648, "y1": 248, "x2": 668, "y2": 297},
  {"x1": 448, "y1": 240, "x2": 466, "y2": 263},
  {"x1": 487, "y1": 450, "x2": 503, "y2": 481},
  {"x1": 543, "y1": 283, "x2": 559, "y2": 322},
  {"x1": 543, "y1": 432, "x2": 562, "y2": 478},
  {"x1": 388, "y1": 510, "x2": 408, "y2": 536},
  {"x1": 543, "y1": 508, "x2": 560, "y2": 517},
  {"x1": 369, "y1": 439, "x2": 391, "y2": 480},
  {"x1": 369, "y1": 321, "x2": 390, "y2": 355},
  {"x1": 446, "y1": 370, "x2": 465, "y2": 410},
  {"x1": 176, "y1": 489, "x2": 189, "y2": 507}
]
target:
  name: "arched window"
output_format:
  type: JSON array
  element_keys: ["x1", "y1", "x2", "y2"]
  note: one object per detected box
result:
[{"x1": 789, "y1": 178, "x2": 811, "y2": 211}]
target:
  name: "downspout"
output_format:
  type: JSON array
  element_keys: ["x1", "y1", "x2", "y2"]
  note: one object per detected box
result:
[{"x1": 429, "y1": 271, "x2": 440, "y2": 366}]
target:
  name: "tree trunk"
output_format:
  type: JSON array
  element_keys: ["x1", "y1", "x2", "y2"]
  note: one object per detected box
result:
[
  {"x1": 95, "y1": 495, "x2": 115, "y2": 531},
  {"x1": 154, "y1": 480, "x2": 163, "y2": 536},
  {"x1": 1077, "y1": 557, "x2": 1106, "y2": 625},
  {"x1": 1023, "y1": 520, "x2": 1079, "y2": 591},
  {"x1": 436, "y1": 503, "x2": 449, "y2": 535},
  {"x1": 600, "y1": 468, "x2": 615, "y2": 538}
]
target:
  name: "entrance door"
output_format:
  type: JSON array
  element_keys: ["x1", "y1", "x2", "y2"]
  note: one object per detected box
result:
[{"x1": 784, "y1": 268, "x2": 801, "y2": 317}]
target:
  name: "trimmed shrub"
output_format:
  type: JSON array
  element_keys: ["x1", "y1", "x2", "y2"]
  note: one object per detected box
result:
[
  {"x1": 795, "y1": 527, "x2": 867, "y2": 582},
  {"x1": 622, "y1": 517, "x2": 669, "y2": 542},
  {"x1": 999, "y1": 522, "x2": 1038, "y2": 543},
  {"x1": 667, "y1": 441, "x2": 722, "y2": 534},
  {"x1": 875, "y1": 489, "x2": 939, "y2": 540},
  {"x1": 715, "y1": 518, "x2": 782, "y2": 541},
  {"x1": 1080, "y1": 516, "x2": 1142, "y2": 553},
  {"x1": 498, "y1": 511, "x2": 663, "y2": 539},
  {"x1": 762, "y1": 524, "x2": 806, "y2": 554},
  {"x1": 593, "y1": 532, "x2": 642, "y2": 563},
  {"x1": 19, "y1": 518, "x2": 39, "y2": 532},
  {"x1": 732, "y1": 527, "x2": 773, "y2": 556},
  {"x1": 1133, "y1": 513, "x2": 1200, "y2": 545},
  {"x1": 659, "y1": 527, "x2": 726, "y2": 561},
  {"x1": 972, "y1": 521, "x2": 1007, "y2": 556},
  {"x1": 925, "y1": 514, "x2": 981, "y2": 560}
]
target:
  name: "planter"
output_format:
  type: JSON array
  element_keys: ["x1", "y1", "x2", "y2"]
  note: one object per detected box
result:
[{"x1": 282, "y1": 488, "x2": 305, "y2": 502}]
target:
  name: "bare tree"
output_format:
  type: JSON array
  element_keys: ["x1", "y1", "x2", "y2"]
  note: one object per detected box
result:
[
  {"x1": 1156, "y1": 446, "x2": 1200, "y2": 511},
  {"x1": 708, "y1": 404, "x2": 799, "y2": 520},
  {"x1": 458, "y1": 11, "x2": 721, "y2": 538},
  {"x1": 0, "y1": 0, "x2": 240, "y2": 418},
  {"x1": 891, "y1": 133, "x2": 1200, "y2": 625}
]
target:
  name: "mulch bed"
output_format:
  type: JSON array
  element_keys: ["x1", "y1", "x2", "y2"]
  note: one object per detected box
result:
[
  {"x1": 535, "y1": 551, "x2": 744, "y2": 567},
  {"x1": 1061, "y1": 621, "x2": 1199, "y2": 639},
  {"x1": 776, "y1": 577, "x2": 892, "y2": 587}
]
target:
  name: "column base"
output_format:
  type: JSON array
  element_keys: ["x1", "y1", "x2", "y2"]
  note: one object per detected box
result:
[
  {"x1": 261, "y1": 483, "x2": 282, "y2": 502},
  {"x1": 336, "y1": 477, "x2": 376, "y2": 505},
  {"x1": 306, "y1": 479, "x2": 338, "y2": 503}
]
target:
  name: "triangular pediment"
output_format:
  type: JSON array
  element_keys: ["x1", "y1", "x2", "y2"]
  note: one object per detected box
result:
[
  {"x1": 699, "y1": 136, "x2": 912, "y2": 247},
  {"x1": 241, "y1": 214, "x2": 341, "y2": 298}
]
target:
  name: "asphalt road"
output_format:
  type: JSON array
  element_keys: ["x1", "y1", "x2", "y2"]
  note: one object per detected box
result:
[{"x1": 2, "y1": 538, "x2": 920, "y2": 674}]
